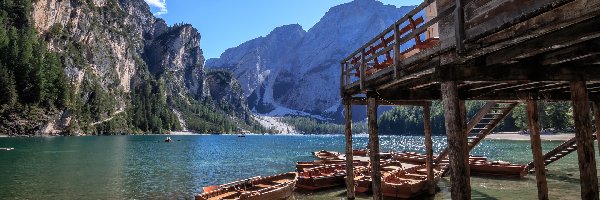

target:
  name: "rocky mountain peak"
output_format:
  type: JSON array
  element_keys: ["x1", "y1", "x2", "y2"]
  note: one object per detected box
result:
[
  {"x1": 268, "y1": 24, "x2": 306, "y2": 37},
  {"x1": 207, "y1": 0, "x2": 415, "y2": 121}
]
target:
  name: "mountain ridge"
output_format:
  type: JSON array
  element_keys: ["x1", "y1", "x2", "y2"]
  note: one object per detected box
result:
[{"x1": 206, "y1": 0, "x2": 415, "y2": 122}]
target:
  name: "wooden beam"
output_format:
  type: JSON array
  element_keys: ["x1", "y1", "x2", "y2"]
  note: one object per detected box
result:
[
  {"x1": 463, "y1": 5, "x2": 600, "y2": 62},
  {"x1": 527, "y1": 100, "x2": 549, "y2": 200},
  {"x1": 351, "y1": 97, "x2": 429, "y2": 106},
  {"x1": 455, "y1": 0, "x2": 466, "y2": 53},
  {"x1": 367, "y1": 92, "x2": 382, "y2": 200},
  {"x1": 438, "y1": 63, "x2": 600, "y2": 82},
  {"x1": 483, "y1": 17, "x2": 600, "y2": 66},
  {"x1": 441, "y1": 81, "x2": 471, "y2": 200},
  {"x1": 517, "y1": 82, "x2": 566, "y2": 92},
  {"x1": 344, "y1": 98, "x2": 355, "y2": 200},
  {"x1": 464, "y1": 0, "x2": 576, "y2": 43},
  {"x1": 423, "y1": 102, "x2": 435, "y2": 195},
  {"x1": 593, "y1": 101, "x2": 600, "y2": 158},
  {"x1": 570, "y1": 81, "x2": 600, "y2": 200}
]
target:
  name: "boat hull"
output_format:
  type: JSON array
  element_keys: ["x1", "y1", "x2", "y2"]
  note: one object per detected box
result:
[
  {"x1": 470, "y1": 163, "x2": 527, "y2": 178},
  {"x1": 297, "y1": 175, "x2": 344, "y2": 190},
  {"x1": 195, "y1": 173, "x2": 297, "y2": 200},
  {"x1": 354, "y1": 176, "x2": 372, "y2": 193}
]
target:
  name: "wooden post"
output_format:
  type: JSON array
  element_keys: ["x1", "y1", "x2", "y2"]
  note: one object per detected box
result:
[
  {"x1": 424, "y1": 102, "x2": 435, "y2": 195},
  {"x1": 460, "y1": 100, "x2": 467, "y2": 133},
  {"x1": 344, "y1": 97, "x2": 355, "y2": 200},
  {"x1": 526, "y1": 100, "x2": 549, "y2": 200},
  {"x1": 569, "y1": 81, "x2": 600, "y2": 200},
  {"x1": 360, "y1": 49, "x2": 366, "y2": 90},
  {"x1": 393, "y1": 23, "x2": 400, "y2": 78},
  {"x1": 441, "y1": 81, "x2": 471, "y2": 200},
  {"x1": 340, "y1": 62, "x2": 345, "y2": 95},
  {"x1": 592, "y1": 101, "x2": 600, "y2": 155},
  {"x1": 367, "y1": 91, "x2": 382, "y2": 200},
  {"x1": 454, "y1": 0, "x2": 466, "y2": 53}
]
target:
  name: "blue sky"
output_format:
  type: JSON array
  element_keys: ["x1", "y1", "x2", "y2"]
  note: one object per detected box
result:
[{"x1": 144, "y1": 0, "x2": 422, "y2": 59}]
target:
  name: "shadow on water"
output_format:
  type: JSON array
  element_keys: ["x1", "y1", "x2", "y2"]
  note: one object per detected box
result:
[
  {"x1": 547, "y1": 173, "x2": 581, "y2": 185},
  {"x1": 471, "y1": 189, "x2": 500, "y2": 200}
]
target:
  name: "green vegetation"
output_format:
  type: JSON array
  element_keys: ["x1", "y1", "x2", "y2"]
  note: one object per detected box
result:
[
  {"x1": 281, "y1": 116, "x2": 367, "y2": 134},
  {"x1": 130, "y1": 77, "x2": 181, "y2": 134},
  {"x1": 378, "y1": 101, "x2": 574, "y2": 135},
  {"x1": 0, "y1": 0, "x2": 72, "y2": 134}
]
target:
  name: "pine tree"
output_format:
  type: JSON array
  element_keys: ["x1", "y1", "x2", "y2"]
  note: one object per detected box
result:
[{"x1": 0, "y1": 66, "x2": 17, "y2": 107}]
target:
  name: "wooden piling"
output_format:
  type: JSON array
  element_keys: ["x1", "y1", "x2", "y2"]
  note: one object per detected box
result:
[
  {"x1": 526, "y1": 100, "x2": 549, "y2": 200},
  {"x1": 423, "y1": 102, "x2": 435, "y2": 195},
  {"x1": 367, "y1": 92, "x2": 382, "y2": 200},
  {"x1": 441, "y1": 81, "x2": 471, "y2": 200},
  {"x1": 344, "y1": 97, "x2": 355, "y2": 200},
  {"x1": 569, "y1": 81, "x2": 600, "y2": 200},
  {"x1": 593, "y1": 101, "x2": 600, "y2": 156}
]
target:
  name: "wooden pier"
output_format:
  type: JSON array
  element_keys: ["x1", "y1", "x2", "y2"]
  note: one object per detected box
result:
[{"x1": 340, "y1": 0, "x2": 600, "y2": 199}]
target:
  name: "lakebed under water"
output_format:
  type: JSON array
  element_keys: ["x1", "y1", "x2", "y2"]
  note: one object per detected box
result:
[{"x1": 0, "y1": 134, "x2": 596, "y2": 199}]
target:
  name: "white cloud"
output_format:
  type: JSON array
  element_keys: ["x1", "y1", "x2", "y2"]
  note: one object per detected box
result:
[{"x1": 145, "y1": 0, "x2": 168, "y2": 16}]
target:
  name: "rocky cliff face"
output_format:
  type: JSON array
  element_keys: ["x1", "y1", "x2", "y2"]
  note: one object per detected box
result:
[
  {"x1": 206, "y1": 0, "x2": 413, "y2": 121},
  {"x1": 144, "y1": 24, "x2": 206, "y2": 99},
  {"x1": 28, "y1": 0, "x2": 254, "y2": 134}
]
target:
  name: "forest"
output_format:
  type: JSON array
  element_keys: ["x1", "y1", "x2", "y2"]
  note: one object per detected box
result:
[{"x1": 285, "y1": 101, "x2": 575, "y2": 135}]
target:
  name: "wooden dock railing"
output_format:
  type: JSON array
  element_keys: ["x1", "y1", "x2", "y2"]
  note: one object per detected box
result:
[
  {"x1": 340, "y1": 0, "x2": 583, "y2": 95},
  {"x1": 340, "y1": 0, "x2": 454, "y2": 93}
]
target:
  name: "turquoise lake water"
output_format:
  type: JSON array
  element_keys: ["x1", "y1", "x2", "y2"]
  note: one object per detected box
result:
[{"x1": 0, "y1": 134, "x2": 597, "y2": 199}]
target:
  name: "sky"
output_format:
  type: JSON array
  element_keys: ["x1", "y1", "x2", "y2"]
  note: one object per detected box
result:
[{"x1": 144, "y1": 0, "x2": 423, "y2": 59}]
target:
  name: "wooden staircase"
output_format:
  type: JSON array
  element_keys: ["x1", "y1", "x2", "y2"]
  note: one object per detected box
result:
[
  {"x1": 434, "y1": 101, "x2": 520, "y2": 170},
  {"x1": 527, "y1": 134, "x2": 598, "y2": 171},
  {"x1": 466, "y1": 101, "x2": 520, "y2": 152}
]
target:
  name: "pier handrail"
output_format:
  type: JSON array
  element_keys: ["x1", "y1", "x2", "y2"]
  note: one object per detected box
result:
[
  {"x1": 340, "y1": 0, "x2": 454, "y2": 93},
  {"x1": 339, "y1": 0, "x2": 579, "y2": 95}
]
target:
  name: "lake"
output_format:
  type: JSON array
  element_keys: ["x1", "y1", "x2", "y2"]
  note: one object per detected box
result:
[{"x1": 0, "y1": 134, "x2": 596, "y2": 199}]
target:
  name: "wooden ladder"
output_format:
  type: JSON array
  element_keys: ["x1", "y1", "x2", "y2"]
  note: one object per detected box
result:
[
  {"x1": 466, "y1": 101, "x2": 520, "y2": 152},
  {"x1": 527, "y1": 134, "x2": 598, "y2": 171},
  {"x1": 434, "y1": 101, "x2": 520, "y2": 170}
]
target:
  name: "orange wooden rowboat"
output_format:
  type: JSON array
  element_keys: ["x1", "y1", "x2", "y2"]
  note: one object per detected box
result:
[
  {"x1": 313, "y1": 150, "x2": 340, "y2": 160},
  {"x1": 352, "y1": 149, "x2": 369, "y2": 157},
  {"x1": 470, "y1": 160, "x2": 528, "y2": 178},
  {"x1": 297, "y1": 165, "x2": 347, "y2": 190},
  {"x1": 354, "y1": 161, "x2": 404, "y2": 193},
  {"x1": 195, "y1": 172, "x2": 297, "y2": 200},
  {"x1": 296, "y1": 159, "x2": 368, "y2": 172},
  {"x1": 381, "y1": 165, "x2": 443, "y2": 199}
]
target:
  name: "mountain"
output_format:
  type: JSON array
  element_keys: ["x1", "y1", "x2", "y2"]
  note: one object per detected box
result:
[
  {"x1": 0, "y1": 0, "x2": 263, "y2": 135},
  {"x1": 206, "y1": 0, "x2": 414, "y2": 122}
]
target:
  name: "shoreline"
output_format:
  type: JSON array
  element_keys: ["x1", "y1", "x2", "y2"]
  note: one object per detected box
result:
[
  {"x1": 487, "y1": 133, "x2": 574, "y2": 141},
  {"x1": 0, "y1": 132, "x2": 577, "y2": 141}
]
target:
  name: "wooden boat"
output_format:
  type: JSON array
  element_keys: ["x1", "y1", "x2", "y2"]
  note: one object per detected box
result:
[
  {"x1": 391, "y1": 152, "x2": 428, "y2": 164},
  {"x1": 381, "y1": 165, "x2": 443, "y2": 198},
  {"x1": 392, "y1": 151, "x2": 488, "y2": 165},
  {"x1": 313, "y1": 150, "x2": 340, "y2": 160},
  {"x1": 354, "y1": 161, "x2": 404, "y2": 193},
  {"x1": 296, "y1": 160, "x2": 368, "y2": 172},
  {"x1": 352, "y1": 149, "x2": 368, "y2": 157},
  {"x1": 470, "y1": 160, "x2": 528, "y2": 178},
  {"x1": 353, "y1": 166, "x2": 372, "y2": 193},
  {"x1": 297, "y1": 165, "x2": 347, "y2": 190},
  {"x1": 195, "y1": 172, "x2": 297, "y2": 200}
]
